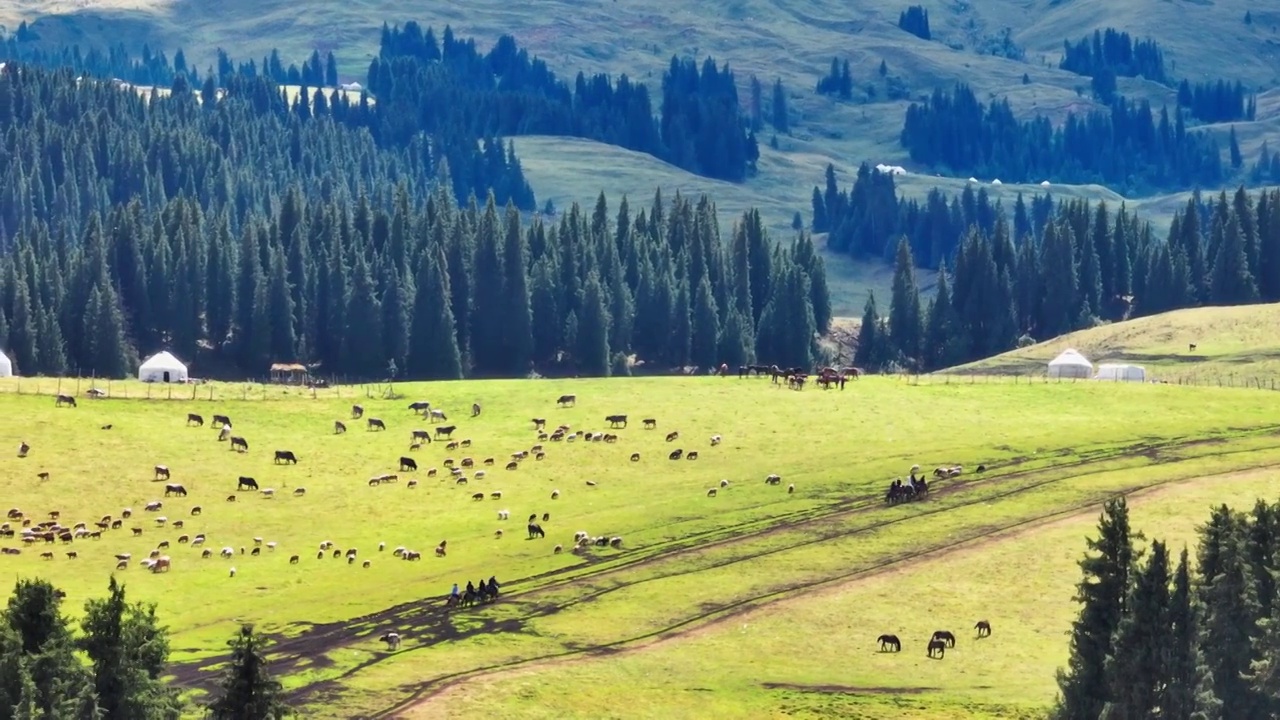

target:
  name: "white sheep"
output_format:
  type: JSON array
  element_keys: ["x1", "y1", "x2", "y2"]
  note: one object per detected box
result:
[
  {"x1": 720, "y1": 479, "x2": 729, "y2": 488},
  {"x1": 220, "y1": 547, "x2": 233, "y2": 558},
  {"x1": 266, "y1": 541, "x2": 277, "y2": 550},
  {"x1": 788, "y1": 483, "x2": 795, "y2": 494},
  {"x1": 378, "y1": 542, "x2": 386, "y2": 552},
  {"x1": 710, "y1": 434, "x2": 722, "y2": 446},
  {"x1": 229, "y1": 567, "x2": 236, "y2": 577},
  {"x1": 261, "y1": 488, "x2": 275, "y2": 497},
  {"x1": 498, "y1": 509, "x2": 510, "y2": 520}
]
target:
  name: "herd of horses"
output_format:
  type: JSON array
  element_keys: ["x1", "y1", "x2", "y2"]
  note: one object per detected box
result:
[
  {"x1": 732, "y1": 364, "x2": 860, "y2": 390},
  {"x1": 877, "y1": 621, "x2": 992, "y2": 659},
  {"x1": 444, "y1": 577, "x2": 501, "y2": 609}
]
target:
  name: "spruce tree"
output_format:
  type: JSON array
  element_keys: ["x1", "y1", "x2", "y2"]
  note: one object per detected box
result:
[
  {"x1": 1199, "y1": 525, "x2": 1262, "y2": 719},
  {"x1": 1162, "y1": 548, "x2": 1216, "y2": 720},
  {"x1": 1054, "y1": 497, "x2": 1137, "y2": 720},
  {"x1": 577, "y1": 271, "x2": 611, "y2": 376},
  {"x1": 1102, "y1": 540, "x2": 1171, "y2": 719},
  {"x1": 888, "y1": 237, "x2": 923, "y2": 369},
  {"x1": 206, "y1": 624, "x2": 289, "y2": 720},
  {"x1": 500, "y1": 205, "x2": 534, "y2": 375},
  {"x1": 406, "y1": 247, "x2": 462, "y2": 380},
  {"x1": 854, "y1": 292, "x2": 880, "y2": 369},
  {"x1": 1209, "y1": 210, "x2": 1259, "y2": 304},
  {"x1": 343, "y1": 253, "x2": 383, "y2": 378},
  {"x1": 80, "y1": 576, "x2": 180, "y2": 719}
]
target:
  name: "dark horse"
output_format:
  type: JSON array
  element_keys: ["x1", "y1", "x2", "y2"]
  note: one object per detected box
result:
[
  {"x1": 885, "y1": 476, "x2": 929, "y2": 505},
  {"x1": 927, "y1": 639, "x2": 947, "y2": 659},
  {"x1": 877, "y1": 634, "x2": 901, "y2": 652},
  {"x1": 932, "y1": 630, "x2": 956, "y2": 648},
  {"x1": 975, "y1": 620, "x2": 992, "y2": 638}
]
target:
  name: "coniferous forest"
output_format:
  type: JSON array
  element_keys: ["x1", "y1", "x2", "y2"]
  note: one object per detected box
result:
[
  {"x1": 1053, "y1": 497, "x2": 1280, "y2": 720},
  {"x1": 0, "y1": 61, "x2": 823, "y2": 380}
]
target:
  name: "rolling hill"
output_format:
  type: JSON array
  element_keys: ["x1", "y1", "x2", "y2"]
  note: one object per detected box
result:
[
  {"x1": 943, "y1": 302, "x2": 1280, "y2": 385},
  {"x1": 4, "y1": 0, "x2": 1280, "y2": 315}
]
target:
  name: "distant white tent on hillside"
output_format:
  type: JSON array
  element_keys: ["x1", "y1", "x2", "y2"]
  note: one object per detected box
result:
[
  {"x1": 138, "y1": 351, "x2": 188, "y2": 383},
  {"x1": 1095, "y1": 363, "x2": 1146, "y2": 382},
  {"x1": 1047, "y1": 348, "x2": 1093, "y2": 379},
  {"x1": 339, "y1": 82, "x2": 363, "y2": 92},
  {"x1": 875, "y1": 163, "x2": 907, "y2": 176},
  {"x1": 0, "y1": 350, "x2": 11, "y2": 378},
  {"x1": 991, "y1": 178, "x2": 1003, "y2": 185}
]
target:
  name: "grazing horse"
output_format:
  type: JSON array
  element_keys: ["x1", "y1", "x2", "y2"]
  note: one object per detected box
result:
[
  {"x1": 274, "y1": 450, "x2": 298, "y2": 465},
  {"x1": 154, "y1": 465, "x2": 170, "y2": 481},
  {"x1": 605, "y1": 414, "x2": 628, "y2": 428},
  {"x1": 877, "y1": 634, "x2": 901, "y2": 652},
  {"x1": 367, "y1": 417, "x2": 386, "y2": 431},
  {"x1": 932, "y1": 630, "x2": 956, "y2": 648},
  {"x1": 334, "y1": 421, "x2": 347, "y2": 434},
  {"x1": 556, "y1": 394, "x2": 576, "y2": 407},
  {"x1": 927, "y1": 639, "x2": 947, "y2": 659},
  {"x1": 56, "y1": 394, "x2": 77, "y2": 408},
  {"x1": 975, "y1": 620, "x2": 992, "y2": 638},
  {"x1": 186, "y1": 413, "x2": 204, "y2": 427}
]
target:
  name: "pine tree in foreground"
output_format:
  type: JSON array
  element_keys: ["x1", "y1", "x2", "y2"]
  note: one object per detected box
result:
[{"x1": 205, "y1": 624, "x2": 289, "y2": 720}]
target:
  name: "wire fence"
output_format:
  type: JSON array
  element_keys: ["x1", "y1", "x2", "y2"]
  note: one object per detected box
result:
[
  {"x1": 911, "y1": 372, "x2": 1280, "y2": 391},
  {"x1": 0, "y1": 377, "x2": 426, "y2": 402}
]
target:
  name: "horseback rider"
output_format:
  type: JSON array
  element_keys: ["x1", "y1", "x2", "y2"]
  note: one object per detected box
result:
[{"x1": 465, "y1": 580, "x2": 475, "y2": 595}]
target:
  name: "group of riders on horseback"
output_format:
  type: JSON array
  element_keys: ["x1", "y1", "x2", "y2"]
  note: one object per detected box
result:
[
  {"x1": 884, "y1": 473, "x2": 929, "y2": 505},
  {"x1": 446, "y1": 576, "x2": 501, "y2": 608}
]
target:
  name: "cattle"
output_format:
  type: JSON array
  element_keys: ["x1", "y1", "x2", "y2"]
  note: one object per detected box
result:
[
  {"x1": 557, "y1": 394, "x2": 576, "y2": 407},
  {"x1": 334, "y1": 421, "x2": 347, "y2": 434},
  {"x1": 274, "y1": 450, "x2": 298, "y2": 465},
  {"x1": 368, "y1": 417, "x2": 386, "y2": 431},
  {"x1": 411, "y1": 429, "x2": 431, "y2": 444},
  {"x1": 665, "y1": 431, "x2": 679, "y2": 442},
  {"x1": 163, "y1": 484, "x2": 187, "y2": 497},
  {"x1": 527, "y1": 523, "x2": 546, "y2": 539},
  {"x1": 472, "y1": 403, "x2": 481, "y2": 417},
  {"x1": 408, "y1": 401, "x2": 431, "y2": 414},
  {"x1": 669, "y1": 449, "x2": 684, "y2": 460},
  {"x1": 187, "y1": 413, "x2": 204, "y2": 427},
  {"x1": 56, "y1": 394, "x2": 77, "y2": 408},
  {"x1": 605, "y1": 414, "x2": 628, "y2": 428},
  {"x1": 400, "y1": 457, "x2": 418, "y2": 472},
  {"x1": 237, "y1": 477, "x2": 258, "y2": 491},
  {"x1": 230, "y1": 436, "x2": 248, "y2": 452},
  {"x1": 643, "y1": 418, "x2": 657, "y2": 429},
  {"x1": 532, "y1": 418, "x2": 546, "y2": 430},
  {"x1": 429, "y1": 408, "x2": 448, "y2": 423},
  {"x1": 212, "y1": 414, "x2": 231, "y2": 428},
  {"x1": 434, "y1": 425, "x2": 456, "y2": 439},
  {"x1": 154, "y1": 465, "x2": 171, "y2": 481},
  {"x1": 352, "y1": 404, "x2": 365, "y2": 419},
  {"x1": 630, "y1": 453, "x2": 640, "y2": 462}
]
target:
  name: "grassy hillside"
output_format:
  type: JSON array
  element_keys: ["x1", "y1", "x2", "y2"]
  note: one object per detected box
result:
[
  {"x1": 944, "y1": 303, "x2": 1280, "y2": 384},
  {"x1": 1, "y1": 376, "x2": 1280, "y2": 717},
  {"x1": 6, "y1": 0, "x2": 1279, "y2": 313}
]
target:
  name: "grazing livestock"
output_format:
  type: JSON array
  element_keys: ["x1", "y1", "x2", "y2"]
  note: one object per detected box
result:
[
  {"x1": 37, "y1": 471, "x2": 50, "y2": 482},
  {"x1": 551, "y1": 490, "x2": 560, "y2": 500},
  {"x1": 668, "y1": 449, "x2": 684, "y2": 460},
  {"x1": 407, "y1": 479, "x2": 418, "y2": 488},
  {"x1": 56, "y1": 394, "x2": 77, "y2": 408},
  {"x1": 605, "y1": 414, "x2": 628, "y2": 428},
  {"x1": 334, "y1": 421, "x2": 347, "y2": 434},
  {"x1": 877, "y1": 634, "x2": 901, "y2": 652},
  {"x1": 446, "y1": 441, "x2": 459, "y2": 451},
  {"x1": 261, "y1": 488, "x2": 275, "y2": 498},
  {"x1": 542, "y1": 512, "x2": 550, "y2": 522},
  {"x1": 556, "y1": 394, "x2": 576, "y2": 407},
  {"x1": 609, "y1": 536, "x2": 623, "y2": 548},
  {"x1": 352, "y1": 404, "x2": 365, "y2": 419},
  {"x1": 932, "y1": 630, "x2": 956, "y2": 648},
  {"x1": 461, "y1": 439, "x2": 472, "y2": 448},
  {"x1": 274, "y1": 450, "x2": 298, "y2": 464},
  {"x1": 687, "y1": 452, "x2": 699, "y2": 461},
  {"x1": 643, "y1": 418, "x2": 657, "y2": 429},
  {"x1": 472, "y1": 403, "x2": 481, "y2": 417},
  {"x1": 532, "y1": 418, "x2": 546, "y2": 430},
  {"x1": 471, "y1": 492, "x2": 485, "y2": 501},
  {"x1": 380, "y1": 632, "x2": 402, "y2": 651},
  {"x1": 977, "y1": 464, "x2": 987, "y2": 473},
  {"x1": 212, "y1": 414, "x2": 231, "y2": 428},
  {"x1": 719, "y1": 479, "x2": 729, "y2": 488},
  {"x1": 17, "y1": 442, "x2": 29, "y2": 458},
  {"x1": 368, "y1": 417, "x2": 386, "y2": 431},
  {"x1": 435, "y1": 543, "x2": 447, "y2": 557},
  {"x1": 230, "y1": 436, "x2": 248, "y2": 452},
  {"x1": 527, "y1": 523, "x2": 545, "y2": 539},
  {"x1": 506, "y1": 461, "x2": 518, "y2": 471},
  {"x1": 400, "y1": 457, "x2": 418, "y2": 472},
  {"x1": 144, "y1": 501, "x2": 163, "y2": 512},
  {"x1": 409, "y1": 401, "x2": 431, "y2": 414},
  {"x1": 434, "y1": 425, "x2": 456, "y2": 439},
  {"x1": 707, "y1": 488, "x2": 717, "y2": 497},
  {"x1": 554, "y1": 544, "x2": 563, "y2": 554},
  {"x1": 765, "y1": 474, "x2": 782, "y2": 485},
  {"x1": 429, "y1": 409, "x2": 448, "y2": 423},
  {"x1": 290, "y1": 555, "x2": 300, "y2": 564},
  {"x1": 927, "y1": 639, "x2": 946, "y2": 659},
  {"x1": 710, "y1": 434, "x2": 722, "y2": 446},
  {"x1": 218, "y1": 426, "x2": 232, "y2": 442},
  {"x1": 630, "y1": 453, "x2": 640, "y2": 462},
  {"x1": 163, "y1": 484, "x2": 186, "y2": 497},
  {"x1": 975, "y1": 620, "x2": 992, "y2": 638},
  {"x1": 586, "y1": 480, "x2": 597, "y2": 487},
  {"x1": 490, "y1": 491, "x2": 502, "y2": 499},
  {"x1": 187, "y1": 413, "x2": 204, "y2": 427},
  {"x1": 788, "y1": 484, "x2": 795, "y2": 494},
  {"x1": 226, "y1": 495, "x2": 236, "y2": 502},
  {"x1": 154, "y1": 465, "x2": 170, "y2": 480},
  {"x1": 237, "y1": 477, "x2": 258, "y2": 491},
  {"x1": 411, "y1": 429, "x2": 431, "y2": 444},
  {"x1": 665, "y1": 431, "x2": 679, "y2": 442},
  {"x1": 293, "y1": 487, "x2": 306, "y2": 496}
]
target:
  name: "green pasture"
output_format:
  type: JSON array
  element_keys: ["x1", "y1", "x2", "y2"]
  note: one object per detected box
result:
[{"x1": 0, "y1": 376, "x2": 1279, "y2": 716}]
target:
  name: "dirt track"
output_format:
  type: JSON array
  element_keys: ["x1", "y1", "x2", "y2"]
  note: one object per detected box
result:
[{"x1": 164, "y1": 426, "x2": 1280, "y2": 717}]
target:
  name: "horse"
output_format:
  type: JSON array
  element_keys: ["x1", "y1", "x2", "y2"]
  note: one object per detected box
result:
[
  {"x1": 55, "y1": 394, "x2": 77, "y2": 408},
  {"x1": 927, "y1": 639, "x2": 947, "y2": 659},
  {"x1": 932, "y1": 630, "x2": 956, "y2": 648},
  {"x1": 975, "y1": 620, "x2": 991, "y2": 638},
  {"x1": 877, "y1": 634, "x2": 901, "y2": 652}
]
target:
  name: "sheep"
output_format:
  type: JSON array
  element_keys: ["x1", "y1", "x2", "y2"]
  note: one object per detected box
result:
[
  {"x1": 407, "y1": 479, "x2": 418, "y2": 488},
  {"x1": 379, "y1": 542, "x2": 386, "y2": 552},
  {"x1": 498, "y1": 510, "x2": 510, "y2": 520},
  {"x1": 788, "y1": 483, "x2": 795, "y2": 494},
  {"x1": 495, "y1": 529, "x2": 504, "y2": 538},
  {"x1": 630, "y1": 453, "x2": 640, "y2": 462},
  {"x1": 574, "y1": 531, "x2": 589, "y2": 542},
  {"x1": 554, "y1": 544, "x2": 563, "y2": 554},
  {"x1": 220, "y1": 547, "x2": 233, "y2": 558},
  {"x1": 229, "y1": 567, "x2": 236, "y2": 577},
  {"x1": 490, "y1": 491, "x2": 503, "y2": 499},
  {"x1": 765, "y1": 474, "x2": 782, "y2": 485},
  {"x1": 202, "y1": 549, "x2": 213, "y2": 558},
  {"x1": 475, "y1": 470, "x2": 487, "y2": 480},
  {"x1": 293, "y1": 487, "x2": 306, "y2": 496},
  {"x1": 362, "y1": 560, "x2": 371, "y2": 568},
  {"x1": 609, "y1": 536, "x2": 623, "y2": 548},
  {"x1": 551, "y1": 489, "x2": 560, "y2": 500},
  {"x1": 266, "y1": 542, "x2": 277, "y2": 551},
  {"x1": 290, "y1": 555, "x2": 300, "y2": 564},
  {"x1": 586, "y1": 480, "x2": 597, "y2": 486},
  {"x1": 254, "y1": 537, "x2": 263, "y2": 546},
  {"x1": 379, "y1": 632, "x2": 401, "y2": 651},
  {"x1": 434, "y1": 542, "x2": 447, "y2": 557},
  {"x1": 707, "y1": 488, "x2": 717, "y2": 497},
  {"x1": 720, "y1": 479, "x2": 729, "y2": 488},
  {"x1": 251, "y1": 547, "x2": 261, "y2": 556},
  {"x1": 261, "y1": 488, "x2": 275, "y2": 498},
  {"x1": 710, "y1": 434, "x2": 722, "y2": 446}
]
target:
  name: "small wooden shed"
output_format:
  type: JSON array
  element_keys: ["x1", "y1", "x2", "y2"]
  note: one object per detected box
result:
[{"x1": 269, "y1": 363, "x2": 309, "y2": 385}]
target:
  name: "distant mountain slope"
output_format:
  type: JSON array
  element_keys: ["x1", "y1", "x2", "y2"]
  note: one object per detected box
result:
[{"x1": 943, "y1": 303, "x2": 1280, "y2": 383}]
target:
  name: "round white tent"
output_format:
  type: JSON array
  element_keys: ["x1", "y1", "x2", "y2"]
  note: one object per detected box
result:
[
  {"x1": 0, "y1": 350, "x2": 11, "y2": 377},
  {"x1": 1095, "y1": 363, "x2": 1145, "y2": 382},
  {"x1": 138, "y1": 351, "x2": 188, "y2": 383},
  {"x1": 1048, "y1": 348, "x2": 1093, "y2": 379}
]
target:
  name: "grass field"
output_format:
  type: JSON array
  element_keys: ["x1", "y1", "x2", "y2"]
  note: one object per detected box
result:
[
  {"x1": 6, "y1": 0, "x2": 1278, "y2": 311},
  {"x1": 2, "y1": 374, "x2": 1280, "y2": 717},
  {"x1": 947, "y1": 302, "x2": 1280, "y2": 385}
]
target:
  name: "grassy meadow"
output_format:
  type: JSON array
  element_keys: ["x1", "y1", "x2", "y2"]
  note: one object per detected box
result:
[
  {"x1": 0, "y1": 375, "x2": 1279, "y2": 717},
  {"x1": 947, "y1": 303, "x2": 1280, "y2": 385}
]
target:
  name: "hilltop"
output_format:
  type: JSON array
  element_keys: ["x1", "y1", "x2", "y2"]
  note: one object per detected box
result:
[
  {"x1": 7, "y1": 0, "x2": 1280, "y2": 312},
  {"x1": 944, "y1": 302, "x2": 1280, "y2": 385}
]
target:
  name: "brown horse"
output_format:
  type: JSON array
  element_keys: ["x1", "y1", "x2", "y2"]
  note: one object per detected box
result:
[
  {"x1": 877, "y1": 634, "x2": 901, "y2": 652},
  {"x1": 927, "y1": 639, "x2": 946, "y2": 658},
  {"x1": 975, "y1": 620, "x2": 991, "y2": 638}
]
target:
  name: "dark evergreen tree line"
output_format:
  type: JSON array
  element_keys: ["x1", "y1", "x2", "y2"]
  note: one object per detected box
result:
[
  {"x1": 0, "y1": 31, "x2": 180, "y2": 87},
  {"x1": 898, "y1": 6, "x2": 932, "y2": 41},
  {"x1": 1052, "y1": 496, "x2": 1280, "y2": 719},
  {"x1": 1178, "y1": 78, "x2": 1256, "y2": 124},
  {"x1": 900, "y1": 83, "x2": 1224, "y2": 194},
  {"x1": 1059, "y1": 28, "x2": 1168, "y2": 84},
  {"x1": 832, "y1": 164, "x2": 1280, "y2": 373},
  {"x1": 366, "y1": 22, "x2": 755, "y2": 183},
  {"x1": 816, "y1": 58, "x2": 853, "y2": 99}
]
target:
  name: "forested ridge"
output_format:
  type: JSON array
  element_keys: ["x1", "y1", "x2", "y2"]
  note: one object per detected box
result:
[
  {"x1": 0, "y1": 62, "x2": 826, "y2": 380},
  {"x1": 821, "y1": 164, "x2": 1280, "y2": 373},
  {"x1": 1052, "y1": 497, "x2": 1280, "y2": 719}
]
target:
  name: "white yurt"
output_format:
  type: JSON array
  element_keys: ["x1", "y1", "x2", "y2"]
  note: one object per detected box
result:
[
  {"x1": 1047, "y1": 348, "x2": 1093, "y2": 379},
  {"x1": 1095, "y1": 363, "x2": 1146, "y2": 382},
  {"x1": 0, "y1": 349, "x2": 11, "y2": 377},
  {"x1": 138, "y1": 351, "x2": 188, "y2": 383}
]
